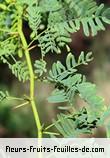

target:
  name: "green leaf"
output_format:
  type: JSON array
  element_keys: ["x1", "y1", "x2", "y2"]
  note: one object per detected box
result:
[
  {"x1": 9, "y1": 61, "x2": 29, "y2": 82},
  {"x1": 102, "y1": 8, "x2": 110, "y2": 24},
  {"x1": 99, "y1": 106, "x2": 110, "y2": 125},
  {"x1": 27, "y1": 5, "x2": 41, "y2": 35},
  {"x1": 78, "y1": 51, "x2": 85, "y2": 64},
  {"x1": 53, "y1": 113, "x2": 76, "y2": 137},
  {"x1": 34, "y1": 60, "x2": 47, "y2": 77},
  {"x1": 86, "y1": 52, "x2": 93, "y2": 62},
  {"x1": 81, "y1": 18, "x2": 89, "y2": 36},
  {"x1": 0, "y1": 91, "x2": 7, "y2": 102},
  {"x1": 77, "y1": 82, "x2": 105, "y2": 119},
  {"x1": 47, "y1": 89, "x2": 68, "y2": 103},
  {"x1": 56, "y1": 61, "x2": 66, "y2": 73},
  {"x1": 48, "y1": 52, "x2": 93, "y2": 104},
  {"x1": 66, "y1": 53, "x2": 76, "y2": 69},
  {"x1": 95, "y1": 4, "x2": 104, "y2": 16},
  {"x1": 95, "y1": 17, "x2": 105, "y2": 30}
]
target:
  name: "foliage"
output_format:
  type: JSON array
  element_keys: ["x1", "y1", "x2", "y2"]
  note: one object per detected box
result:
[
  {"x1": 34, "y1": 60, "x2": 47, "y2": 77},
  {"x1": 0, "y1": 0, "x2": 110, "y2": 138},
  {"x1": 47, "y1": 52, "x2": 93, "y2": 104},
  {"x1": 53, "y1": 108, "x2": 100, "y2": 137},
  {"x1": 9, "y1": 61, "x2": 29, "y2": 82}
]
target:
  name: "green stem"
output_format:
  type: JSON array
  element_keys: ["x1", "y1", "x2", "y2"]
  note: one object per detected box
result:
[
  {"x1": 7, "y1": 96, "x2": 25, "y2": 101},
  {"x1": 0, "y1": 4, "x2": 7, "y2": 10},
  {"x1": 106, "y1": 126, "x2": 110, "y2": 138},
  {"x1": 43, "y1": 131, "x2": 60, "y2": 136},
  {"x1": 17, "y1": 6, "x2": 42, "y2": 138},
  {"x1": 13, "y1": 101, "x2": 29, "y2": 109}
]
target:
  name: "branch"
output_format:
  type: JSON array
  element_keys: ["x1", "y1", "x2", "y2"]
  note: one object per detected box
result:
[{"x1": 17, "y1": 5, "x2": 42, "y2": 138}]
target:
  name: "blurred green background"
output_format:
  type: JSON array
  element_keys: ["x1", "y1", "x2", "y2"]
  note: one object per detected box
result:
[{"x1": 0, "y1": 0, "x2": 110, "y2": 137}]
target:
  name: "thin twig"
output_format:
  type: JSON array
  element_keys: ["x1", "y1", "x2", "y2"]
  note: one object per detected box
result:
[
  {"x1": 13, "y1": 101, "x2": 29, "y2": 109},
  {"x1": 7, "y1": 96, "x2": 25, "y2": 101},
  {"x1": 28, "y1": 45, "x2": 37, "y2": 51},
  {"x1": 43, "y1": 131, "x2": 60, "y2": 136}
]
